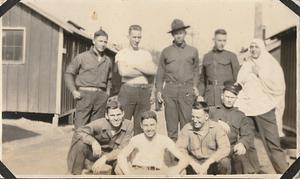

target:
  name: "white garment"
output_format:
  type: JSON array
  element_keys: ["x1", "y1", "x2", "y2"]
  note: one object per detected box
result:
[
  {"x1": 129, "y1": 133, "x2": 176, "y2": 169},
  {"x1": 115, "y1": 47, "x2": 156, "y2": 84},
  {"x1": 235, "y1": 39, "x2": 286, "y2": 126}
]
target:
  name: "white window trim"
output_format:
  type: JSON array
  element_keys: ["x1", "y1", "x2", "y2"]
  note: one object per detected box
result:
[{"x1": 2, "y1": 27, "x2": 26, "y2": 65}]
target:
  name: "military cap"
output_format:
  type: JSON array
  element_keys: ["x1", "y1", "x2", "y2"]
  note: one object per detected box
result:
[{"x1": 223, "y1": 81, "x2": 242, "y2": 95}]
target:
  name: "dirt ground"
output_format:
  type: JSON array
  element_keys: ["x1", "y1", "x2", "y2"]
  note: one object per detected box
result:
[{"x1": 2, "y1": 109, "x2": 294, "y2": 176}]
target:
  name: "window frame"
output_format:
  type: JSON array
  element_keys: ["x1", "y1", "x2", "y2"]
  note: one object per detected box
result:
[{"x1": 2, "y1": 27, "x2": 26, "y2": 65}]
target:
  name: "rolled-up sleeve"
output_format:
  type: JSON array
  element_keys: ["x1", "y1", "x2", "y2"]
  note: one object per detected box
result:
[
  {"x1": 176, "y1": 126, "x2": 190, "y2": 155},
  {"x1": 209, "y1": 126, "x2": 230, "y2": 162}
]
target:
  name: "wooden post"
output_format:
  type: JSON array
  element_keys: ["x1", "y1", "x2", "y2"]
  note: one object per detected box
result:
[
  {"x1": 53, "y1": 27, "x2": 64, "y2": 126},
  {"x1": 52, "y1": 114, "x2": 59, "y2": 126}
]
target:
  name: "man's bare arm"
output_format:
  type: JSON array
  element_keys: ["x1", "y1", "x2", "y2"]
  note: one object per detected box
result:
[
  {"x1": 167, "y1": 143, "x2": 188, "y2": 173},
  {"x1": 117, "y1": 142, "x2": 135, "y2": 174}
]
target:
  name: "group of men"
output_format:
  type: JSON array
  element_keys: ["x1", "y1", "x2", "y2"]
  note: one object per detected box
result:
[{"x1": 65, "y1": 18, "x2": 288, "y2": 175}]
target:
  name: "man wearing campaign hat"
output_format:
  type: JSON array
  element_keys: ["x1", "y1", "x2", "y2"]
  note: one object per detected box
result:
[
  {"x1": 65, "y1": 28, "x2": 113, "y2": 128},
  {"x1": 156, "y1": 19, "x2": 200, "y2": 142},
  {"x1": 209, "y1": 81, "x2": 257, "y2": 174}
]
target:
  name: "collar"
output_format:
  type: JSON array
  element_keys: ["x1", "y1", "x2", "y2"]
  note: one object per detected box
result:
[
  {"x1": 172, "y1": 40, "x2": 186, "y2": 48},
  {"x1": 90, "y1": 46, "x2": 105, "y2": 57},
  {"x1": 103, "y1": 119, "x2": 127, "y2": 137},
  {"x1": 220, "y1": 104, "x2": 235, "y2": 111},
  {"x1": 188, "y1": 121, "x2": 214, "y2": 136},
  {"x1": 212, "y1": 46, "x2": 224, "y2": 53},
  {"x1": 222, "y1": 104, "x2": 240, "y2": 112}
]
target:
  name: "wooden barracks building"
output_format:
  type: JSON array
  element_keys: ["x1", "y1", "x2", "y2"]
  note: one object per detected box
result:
[{"x1": 1, "y1": 1, "x2": 119, "y2": 125}]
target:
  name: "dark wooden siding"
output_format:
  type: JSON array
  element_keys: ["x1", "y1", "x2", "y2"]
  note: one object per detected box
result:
[
  {"x1": 2, "y1": 4, "x2": 59, "y2": 113},
  {"x1": 280, "y1": 30, "x2": 297, "y2": 132},
  {"x1": 60, "y1": 33, "x2": 91, "y2": 115}
]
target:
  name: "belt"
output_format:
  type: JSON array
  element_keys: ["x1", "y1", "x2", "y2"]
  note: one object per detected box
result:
[
  {"x1": 79, "y1": 87, "x2": 105, "y2": 92},
  {"x1": 123, "y1": 83, "x2": 152, "y2": 89},
  {"x1": 165, "y1": 81, "x2": 193, "y2": 86},
  {"x1": 132, "y1": 165, "x2": 160, "y2": 171},
  {"x1": 207, "y1": 80, "x2": 222, "y2": 86}
]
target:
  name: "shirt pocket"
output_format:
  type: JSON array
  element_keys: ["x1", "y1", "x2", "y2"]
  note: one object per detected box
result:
[
  {"x1": 81, "y1": 61, "x2": 98, "y2": 72},
  {"x1": 217, "y1": 58, "x2": 231, "y2": 70},
  {"x1": 95, "y1": 132, "x2": 110, "y2": 145},
  {"x1": 165, "y1": 57, "x2": 176, "y2": 64}
]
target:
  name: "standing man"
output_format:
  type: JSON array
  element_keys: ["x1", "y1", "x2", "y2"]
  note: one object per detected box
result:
[
  {"x1": 198, "y1": 29, "x2": 240, "y2": 107},
  {"x1": 176, "y1": 101, "x2": 231, "y2": 174},
  {"x1": 67, "y1": 101, "x2": 133, "y2": 175},
  {"x1": 156, "y1": 19, "x2": 200, "y2": 141},
  {"x1": 210, "y1": 81, "x2": 256, "y2": 174},
  {"x1": 116, "y1": 25, "x2": 157, "y2": 135},
  {"x1": 65, "y1": 28, "x2": 112, "y2": 128},
  {"x1": 115, "y1": 111, "x2": 188, "y2": 175}
]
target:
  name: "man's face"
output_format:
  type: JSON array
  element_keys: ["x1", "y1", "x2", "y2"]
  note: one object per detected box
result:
[
  {"x1": 129, "y1": 30, "x2": 142, "y2": 49},
  {"x1": 249, "y1": 43, "x2": 261, "y2": 59},
  {"x1": 172, "y1": 29, "x2": 186, "y2": 44},
  {"x1": 191, "y1": 109, "x2": 208, "y2": 130},
  {"x1": 141, "y1": 118, "x2": 157, "y2": 138},
  {"x1": 213, "y1": 34, "x2": 227, "y2": 51},
  {"x1": 93, "y1": 35, "x2": 108, "y2": 52},
  {"x1": 106, "y1": 108, "x2": 124, "y2": 128},
  {"x1": 222, "y1": 90, "x2": 238, "y2": 108}
]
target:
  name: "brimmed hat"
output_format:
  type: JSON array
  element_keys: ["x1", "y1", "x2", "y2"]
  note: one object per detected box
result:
[
  {"x1": 223, "y1": 81, "x2": 242, "y2": 95},
  {"x1": 168, "y1": 19, "x2": 190, "y2": 33}
]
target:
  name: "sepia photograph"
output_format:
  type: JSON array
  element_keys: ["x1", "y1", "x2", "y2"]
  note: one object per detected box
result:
[{"x1": 0, "y1": 0, "x2": 299, "y2": 178}]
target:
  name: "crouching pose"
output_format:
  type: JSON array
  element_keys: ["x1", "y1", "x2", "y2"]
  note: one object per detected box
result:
[
  {"x1": 210, "y1": 81, "x2": 255, "y2": 174},
  {"x1": 176, "y1": 101, "x2": 231, "y2": 174},
  {"x1": 67, "y1": 101, "x2": 133, "y2": 175},
  {"x1": 115, "y1": 111, "x2": 188, "y2": 175}
]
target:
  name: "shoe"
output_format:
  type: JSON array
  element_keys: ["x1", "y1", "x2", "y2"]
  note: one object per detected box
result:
[
  {"x1": 256, "y1": 169, "x2": 267, "y2": 174},
  {"x1": 82, "y1": 169, "x2": 93, "y2": 175}
]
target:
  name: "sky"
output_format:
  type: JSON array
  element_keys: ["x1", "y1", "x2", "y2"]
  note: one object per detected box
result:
[{"x1": 29, "y1": 0, "x2": 298, "y2": 56}]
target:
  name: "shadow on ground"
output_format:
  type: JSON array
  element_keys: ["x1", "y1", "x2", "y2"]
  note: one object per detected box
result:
[{"x1": 2, "y1": 124, "x2": 40, "y2": 143}]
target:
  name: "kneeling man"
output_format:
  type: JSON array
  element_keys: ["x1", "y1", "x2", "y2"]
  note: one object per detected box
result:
[
  {"x1": 67, "y1": 101, "x2": 133, "y2": 175},
  {"x1": 210, "y1": 81, "x2": 255, "y2": 174},
  {"x1": 116, "y1": 111, "x2": 188, "y2": 175},
  {"x1": 176, "y1": 101, "x2": 231, "y2": 174}
]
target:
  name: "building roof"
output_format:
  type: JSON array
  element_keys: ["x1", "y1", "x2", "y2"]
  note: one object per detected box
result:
[
  {"x1": 19, "y1": 1, "x2": 119, "y2": 54},
  {"x1": 268, "y1": 26, "x2": 297, "y2": 40},
  {"x1": 21, "y1": 1, "x2": 92, "y2": 40}
]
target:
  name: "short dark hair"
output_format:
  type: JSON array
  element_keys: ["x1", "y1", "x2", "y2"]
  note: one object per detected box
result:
[
  {"x1": 129, "y1": 24, "x2": 142, "y2": 34},
  {"x1": 192, "y1": 101, "x2": 209, "y2": 114},
  {"x1": 94, "y1": 28, "x2": 108, "y2": 39},
  {"x1": 106, "y1": 100, "x2": 123, "y2": 114},
  {"x1": 141, "y1": 111, "x2": 157, "y2": 123},
  {"x1": 214, "y1": 29, "x2": 227, "y2": 36}
]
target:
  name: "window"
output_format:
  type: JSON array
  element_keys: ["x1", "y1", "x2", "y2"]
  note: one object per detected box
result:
[{"x1": 2, "y1": 28, "x2": 26, "y2": 64}]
